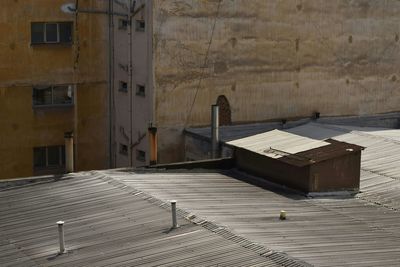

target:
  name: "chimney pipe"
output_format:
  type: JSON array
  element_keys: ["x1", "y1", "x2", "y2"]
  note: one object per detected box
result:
[
  {"x1": 148, "y1": 125, "x2": 158, "y2": 165},
  {"x1": 211, "y1": 105, "x2": 220, "y2": 159},
  {"x1": 57, "y1": 221, "x2": 65, "y2": 254},
  {"x1": 64, "y1": 132, "x2": 74, "y2": 173}
]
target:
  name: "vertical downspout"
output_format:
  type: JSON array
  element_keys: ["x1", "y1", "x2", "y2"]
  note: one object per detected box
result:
[
  {"x1": 129, "y1": 1, "x2": 136, "y2": 167},
  {"x1": 108, "y1": 0, "x2": 114, "y2": 168},
  {"x1": 148, "y1": 125, "x2": 157, "y2": 165},
  {"x1": 148, "y1": 0, "x2": 156, "y2": 165},
  {"x1": 129, "y1": 0, "x2": 136, "y2": 167},
  {"x1": 73, "y1": 0, "x2": 79, "y2": 169}
]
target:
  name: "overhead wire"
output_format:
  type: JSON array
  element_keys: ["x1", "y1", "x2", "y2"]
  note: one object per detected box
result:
[{"x1": 185, "y1": 0, "x2": 223, "y2": 126}]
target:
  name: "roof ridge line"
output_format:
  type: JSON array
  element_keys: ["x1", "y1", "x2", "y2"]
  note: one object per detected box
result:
[
  {"x1": 93, "y1": 171, "x2": 313, "y2": 267},
  {"x1": 316, "y1": 122, "x2": 400, "y2": 144}
]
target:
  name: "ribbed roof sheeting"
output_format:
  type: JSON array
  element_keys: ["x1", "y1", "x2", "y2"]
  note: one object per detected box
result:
[
  {"x1": 108, "y1": 169, "x2": 400, "y2": 267},
  {"x1": 0, "y1": 172, "x2": 305, "y2": 267},
  {"x1": 226, "y1": 129, "x2": 330, "y2": 159},
  {"x1": 286, "y1": 122, "x2": 400, "y2": 210}
]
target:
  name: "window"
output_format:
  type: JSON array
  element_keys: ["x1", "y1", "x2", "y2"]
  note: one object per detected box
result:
[
  {"x1": 118, "y1": 19, "x2": 129, "y2": 30},
  {"x1": 31, "y1": 22, "x2": 73, "y2": 44},
  {"x1": 33, "y1": 85, "x2": 73, "y2": 106},
  {"x1": 119, "y1": 144, "x2": 128, "y2": 155},
  {"x1": 119, "y1": 81, "x2": 128, "y2": 92},
  {"x1": 135, "y1": 20, "x2": 145, "y2": 32},
  {"x1": 34, "y1": 146, "x2": 65, "y2": 170},
  {"x1": 136, "y1": 84, "x2": 145, "y2": 96},
  {"x1": 136, "y1": 149, "x2": 146, "y2": 162}
]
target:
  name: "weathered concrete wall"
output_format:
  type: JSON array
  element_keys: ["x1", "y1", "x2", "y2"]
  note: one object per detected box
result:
[
  {"x1": 153, "y1": 0, "x2": 400, "y2": 162},
  {"x1": 0, "y1": 0, "x2": 108, "y2": 179}
]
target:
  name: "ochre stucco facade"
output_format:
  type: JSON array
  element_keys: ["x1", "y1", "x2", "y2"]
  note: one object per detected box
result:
[{"x1": 0, "y1": 0, "x2": 108, "y2": 179}]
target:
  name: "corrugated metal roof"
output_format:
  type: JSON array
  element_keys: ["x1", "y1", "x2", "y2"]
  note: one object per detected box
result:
[
  {"x1": 285, "y1": 122, "x2": 400, "y2": 210},
  {"x1": 106, "y1": 169, "x2": 400, "y2": 267},
  {"x1": 226, "y1": 130, "x2": 330, "y2": 159},
  {"x1": 0, "y1": 172, "x2": 307, "y2": 267}
]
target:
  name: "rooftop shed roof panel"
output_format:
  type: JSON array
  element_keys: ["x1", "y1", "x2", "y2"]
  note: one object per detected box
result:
[{"x1": 226, "y1": 129, "x2": 331, "y2": 159}]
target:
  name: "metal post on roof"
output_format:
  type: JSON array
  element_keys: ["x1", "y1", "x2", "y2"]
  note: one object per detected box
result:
[
  {"x1": 211, "y1": 105, "x2": 220, "y2": 159},
  {"x1": 64, "y1": 132, "x2": 74, "y2": 173},
  {"x1": 171, "y1": 200, "x2": 179, "y2": 229},
  {"x1": 57, "y1": 221, "x2": 65, "y2": 254}
]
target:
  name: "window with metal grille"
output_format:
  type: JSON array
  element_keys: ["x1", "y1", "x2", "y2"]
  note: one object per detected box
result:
[
  {"x1": 33, "y1": 146, "x2": 65, "y2": 169},
  {"x1": 31, "y1": 22, "x2": 73, "y2": 44},
  {"x1": 33, "y1": 85, "x2": 74, "y2": 107}
]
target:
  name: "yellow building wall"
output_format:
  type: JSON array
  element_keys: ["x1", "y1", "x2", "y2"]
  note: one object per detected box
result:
[
  {"x1": 153, "y1": 0, "x2": 400, "y2": 163},
  {"x1": 0, "y1": 0, "x2": 108, "y2": 179}
]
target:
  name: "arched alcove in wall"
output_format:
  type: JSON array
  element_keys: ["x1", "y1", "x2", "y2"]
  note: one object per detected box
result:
[{"x1": 216, "y1": 95, "x2": 232, "y2": 126}]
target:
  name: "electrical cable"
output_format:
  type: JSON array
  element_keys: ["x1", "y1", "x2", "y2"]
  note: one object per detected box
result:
[{"x1": 185, "y1": 0, "x2": 223, "y2": 126}]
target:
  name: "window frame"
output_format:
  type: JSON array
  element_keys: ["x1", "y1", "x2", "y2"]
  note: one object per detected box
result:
[
  {"x1": 119, "y1": 81, "x2": 128, "y2": 93},
  {"x1": 136, "y1": 84, "x2": 146, "y2": 97},
  {"x1": 118, "y1": 19, "x2": 129, "y2": 30},
  {"x1": 31, "y1": 22, "x2": 73, "y2": 45},
  {"x1": 32, "y1": 85, "x2": 74, "y2": 108},
  {"x1": 135, "y1": 19, "x2": 145, "y2": 32},
  {"x1": 33, "y1": 145, "x2": 65, "y2": 171},
  {"x1": 136, "y1": 149, "x2": 146, "y2": 162},
  {"x1": 119, "y1": 143, "x2": 128, "y2": 156}
]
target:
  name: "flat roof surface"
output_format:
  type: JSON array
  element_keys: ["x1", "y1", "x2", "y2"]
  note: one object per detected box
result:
[{"x1": 0, "y1": 172, "x2": 306, "y2": 267}]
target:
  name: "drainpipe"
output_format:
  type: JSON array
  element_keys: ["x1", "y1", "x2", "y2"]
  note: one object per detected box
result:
[
  {"x1": 211, "y1": 105, "x2": 219, "y2": 159},
  {"x1": 148, "y1": 124, "x2": 157, "y2": 165},
  {"x1": 64, "y1": 132, "x2": 74, "y2": 173},
  {"x1": 108, "y1": 0, "x2": 115, "y2": 168}
]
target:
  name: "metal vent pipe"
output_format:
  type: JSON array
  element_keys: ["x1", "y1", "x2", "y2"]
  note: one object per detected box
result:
[
  {"x1": 171, "y1": 200, "x2": 178, "y2": 228},
  {"x1": 211, "y1": 105, "x2": 220, "y2": 159},
  {"x1": 148, "y1": 125, "x2": 158, "y2": 165},
  {"x1": 64, "y1": 132, "x2": 74, "y2": 173},
  {"x1": 57, "y1": 221, "x2": 65, "y2": 254}
]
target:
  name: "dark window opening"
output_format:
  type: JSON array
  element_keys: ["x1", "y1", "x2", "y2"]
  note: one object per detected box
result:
[
  {"x1": 45, "y1": 23, "x2": 58, "y2": 43},
  {"x1": 135, "y1": 20, "x2": 145, "y2": 32},
  {"x1": 118, "y1": 19, "x2": 129, "y2": 30},
  {"x1": 136, "y1": 84, "x2": 145, "y2": 96},
  {"x1": 119, "y1": 144, "x2": 128, "y2": 155},
  {"x1": 136, "y1": 150, "x2": 146, "y2": 162},
  {"x1": 33, "y1": 146, "x2": 65, "y2": 170},
  {"x1": 31, "y1": 23, "x2": 45, "y2": 43},
  {"x1": 59, "y1": 22, "x2": 73, "y2": 43},
  {"x1": 33, "y1": 85, "x2": 73, "y2": 107},
  {"x1": 119, "y1": 81, "x2": 128, "y2": 92},
  {"x1": 31, "y1": 22, "x2": 73, "y2": 44}
]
